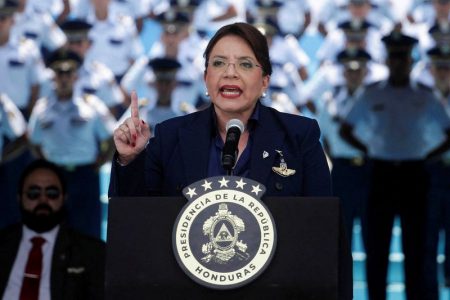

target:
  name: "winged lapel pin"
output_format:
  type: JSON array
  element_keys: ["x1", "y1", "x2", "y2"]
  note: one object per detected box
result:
[{"x1": 272, "y1": 150, "x2": 296, "y2": 177}]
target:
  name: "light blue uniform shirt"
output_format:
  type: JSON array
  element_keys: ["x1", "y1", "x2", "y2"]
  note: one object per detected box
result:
[
  {"x1": 11, "y1": 7, "x2": 67, "y2": 52},
  {"x1": 86, "y1": 16, "x2": 144, "y2": 76},
  {"x1": 425, "y1": 88, "x2": 450, "y2": 160},
  {"x1": 345, "y1": 81, "x2": 450, "y2": 160},
  {"x1": 0, "y1": 94, "x2": 27, "y2": 160},
  {"x1": 318, "y1": 85, "x2": 369, "y2": 158},
  {"x1": 0, "y1": 37, "x2": 45, "y2": 109},
  {"x1": 28, "y1": 94, "x2": 116, "y2": 165}
]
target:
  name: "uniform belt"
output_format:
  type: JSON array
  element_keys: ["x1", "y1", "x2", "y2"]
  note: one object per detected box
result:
[
  {"x1": 372, "y1": 159, "x2": 424, "y2": 167},
  {"x1": 59, "y1": 163, "x2": 96, "y2": 172},
  {"x1": 333, "y1": 157, "x2": 365, "y2": 166}
]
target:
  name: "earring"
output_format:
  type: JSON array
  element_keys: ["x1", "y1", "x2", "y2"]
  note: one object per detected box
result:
[
  {"x1": 262, "y1": 92, "x2": 267, "y2": 98},
  {"x1": 205, "y1": 91, "x2": 210, "y2": 97}
]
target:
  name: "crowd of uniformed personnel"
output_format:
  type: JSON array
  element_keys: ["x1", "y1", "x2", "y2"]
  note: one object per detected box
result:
[{"x1": 1, "y1": 0, "x2": 450, "y2": 298}]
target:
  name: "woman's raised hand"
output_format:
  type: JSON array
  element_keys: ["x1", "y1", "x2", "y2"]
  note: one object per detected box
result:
[{"x1": 113, "y1": 91, "x2": 151, "y2": 165}]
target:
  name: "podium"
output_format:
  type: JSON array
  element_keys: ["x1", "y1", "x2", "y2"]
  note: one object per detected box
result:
[{"x1": 105, "y1": 197, "x2": 352, "y2": 300}]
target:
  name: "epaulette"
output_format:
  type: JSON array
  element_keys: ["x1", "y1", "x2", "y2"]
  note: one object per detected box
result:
[
  {"x1": 82, "y1": 93, "x2": 97, "y2": 105},
  {"x1": 19, "y1": 37, "x2": 32, "y2": 46},
  {"x1": 117, "y1": 14, "x2": 134, "y2": 26},
  {"x1": 35, "y1": 96, "x2": 52, "y2": 111},
  {"x1": 415, "y1": 82, "x2": 433, "y2": 92},
  {"x1": 139, "y1": 98, "x2": 149, "y2": 107}
]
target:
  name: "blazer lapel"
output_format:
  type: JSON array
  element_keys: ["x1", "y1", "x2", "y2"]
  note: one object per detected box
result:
[
  {"x1": 179, "y1": 106, "x2": 214, "y2": 185},
  {"x1": 0, "y1": 225, "x2": 22, "y2": 296},
  {"x1": 249, "y1": 107, "x2": 286, "y2": 186},
  {"x1": 50, "y1": 226, "x2": 69, "y2": 300}
]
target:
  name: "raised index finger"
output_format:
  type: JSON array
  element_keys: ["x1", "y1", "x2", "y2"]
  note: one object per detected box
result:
[{"x1": 130, "y1": 90, "x2": 140, "y2": 121}]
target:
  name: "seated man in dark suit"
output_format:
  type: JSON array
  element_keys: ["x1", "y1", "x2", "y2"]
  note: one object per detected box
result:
[{"x1": 0, "y1": 159, "x2": 105, "y2": 300}]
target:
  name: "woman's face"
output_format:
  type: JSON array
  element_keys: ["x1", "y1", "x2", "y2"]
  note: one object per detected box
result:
[{"x1": 204, "y1": 35, "x2": 269, "y2": 120}]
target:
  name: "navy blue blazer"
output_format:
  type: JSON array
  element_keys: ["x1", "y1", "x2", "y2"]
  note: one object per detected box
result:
[
  {"x1": 109, "y1": 104, "x2": 332, "y2": 198},
  {"x1": 0, "y1": 224, "x2": 105, "y2": 300}
]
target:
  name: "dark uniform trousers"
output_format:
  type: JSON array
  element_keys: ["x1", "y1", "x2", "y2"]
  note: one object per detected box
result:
[
  {"x1": 331, "y1": 157, "x2": 371, "y2": 249},
  {"x1": 60, "y1": 164, "x2": 101, "y2": 239},
  {"x1": 366, "y1": 159, "x2": 429, "y2": 300},
  {"x1": 424, "y1": 159, "x2": 450, "y2": 300}
]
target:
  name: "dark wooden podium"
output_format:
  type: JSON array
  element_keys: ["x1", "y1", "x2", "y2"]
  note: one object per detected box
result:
[{"x1": 105, "y1": 197, "x2": 352, "y2": 300}]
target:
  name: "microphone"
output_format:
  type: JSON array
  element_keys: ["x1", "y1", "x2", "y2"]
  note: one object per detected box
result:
[{"x1": 221, "y1": 119, "x2": 244, "y2": 175}]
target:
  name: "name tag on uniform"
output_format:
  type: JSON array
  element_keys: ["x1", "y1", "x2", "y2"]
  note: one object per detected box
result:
[
  {"x1": 82, "y1": 87, "x2": 97, "y2": 94},
  {"x1": 70, "y1": 117, "x2": 88, "y2": 126},
  {"x1": 24, "y1": 31, "x2": 38, "y2": 39},
  {"x1": 109, "y1": 39, "x2": 123, "y2": 45},
  {"x1": 40, "y1": 121, "x2": 54, "y2": 130},
  {"x1": 9, "y1": 60, "x2": 25, "y2": 67},
  {"x1": 67, "y1": 267, "x2": 85, "y2": 274},
  {"x1": 177, "y1": 80, "x2": 193, "y2": 87}
]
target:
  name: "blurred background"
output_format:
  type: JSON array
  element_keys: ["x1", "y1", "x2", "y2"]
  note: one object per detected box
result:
[{"x1": 1, "y1": 0, "x2": 450, "y2": 299}]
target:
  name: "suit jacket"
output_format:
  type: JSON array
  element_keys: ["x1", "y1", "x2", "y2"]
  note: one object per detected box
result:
[
  {"x1": 109, "y1": 104, "x2": 332, "y2": 197},
  {"x1": 0, "y1": 224, "x2": 105, "y2": 300}
]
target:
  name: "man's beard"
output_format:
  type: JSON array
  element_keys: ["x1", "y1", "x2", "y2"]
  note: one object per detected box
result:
[{"x1": 20, "y1": 204, "x2": 66, "y2": 233}]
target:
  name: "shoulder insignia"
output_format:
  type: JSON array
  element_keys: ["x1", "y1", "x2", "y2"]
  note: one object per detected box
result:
[
  {"x1": 82, "y1": 94, "x2": 96, "y2": 104},
  {"x1": 138, "y1": 98, "x2": 149, "y2": 107}
]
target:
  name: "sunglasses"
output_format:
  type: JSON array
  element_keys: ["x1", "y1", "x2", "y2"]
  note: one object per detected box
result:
[
  {"x1": 55, "y1": 69, "x2": 76, "y2": 76},
  {"x1": 25, "y1": 185, "x2": 61, "y2": 200}
]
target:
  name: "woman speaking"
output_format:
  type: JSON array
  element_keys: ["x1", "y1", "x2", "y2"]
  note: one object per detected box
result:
[{"x1": 109, "y1": 22, "x2": 332, "y2": 199}]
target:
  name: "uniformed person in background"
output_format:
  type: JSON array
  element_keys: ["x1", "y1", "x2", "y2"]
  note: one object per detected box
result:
[
  {"x1": 119, "y1": 57, "x2": 188, "y2": 131},
  {"x1": 318, "y1": 49, "x2": 372, "y2": 248},
  {"x1": 0, "y1": 0, "x2": 46, "y2": 119},
  {"x1": 409, "y1": 0, "x2": 450, "y2": 27},
  {"x1": 123, "y1": 10, "x2": 204, "y2": 114},
  {"x1": 250, "y1": 2, "x2": 310, "y2": 81},
  {"x1": 191, "y1": 0, "x2": 246, "y2": 36},
  {"x1": 27, "y1": 49, "x2": 116, "y2": 238},
  {"x1": 0, "y1": 93, "x2": 27, "y2": 229},
  {"x1": 316, "y1": 0, "x2": 393, "y2": 37},
  {"x1": 277, "y1": 0, "x2": 311, "y2": 39},
  {"x1": 59, "y1": 19, "x2": 126, "y2": 117},
  {"x1": 422, "y1": 45, "x2": 450, "y2": 299},
  {"x1": 248, "y1": 2, "x2": 309, "y2": 112},
  {"x1": 84, "y1": 0, "x2": 144, "y2": 82},
  {"x1": 0, "y1": 0, "x2": 45, "y2": 233},
  {"x1": 303, "y1": 20, "x2": 389, "y2": 114},
  {"x1": 251, "y1": 16, "x2": 305, "y2": 114},
  {"x1": 340, "y1": 31, "x2": 450, "y2": 299},
  {"x1": 70, "y1": 0, "x2": 151, "y2": 33},
  {"x1": 316, "y1": 15, "x2": 386, "y2": 65},
  {"x1": 25, "y1": 0, "x2": 71, "y2": 24},
  {"x1": 11, "y1": 0, "x2": 67, "y2": 57},
  {"x1": 412, "y1": 21, "x2": 450, "y2": 86},
  {"x1": 250, "y1": 0, "x2": 311, "y2": 40}
]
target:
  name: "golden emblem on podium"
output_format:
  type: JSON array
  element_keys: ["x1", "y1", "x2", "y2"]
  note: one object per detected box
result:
[{"x1": 173, "y1": 176, "x2": 277, "y2": 290}]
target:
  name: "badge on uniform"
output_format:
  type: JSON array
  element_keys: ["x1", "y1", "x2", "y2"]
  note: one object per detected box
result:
[{"x1": 272, "y1": 150, "x2": 296, "y2": 177}]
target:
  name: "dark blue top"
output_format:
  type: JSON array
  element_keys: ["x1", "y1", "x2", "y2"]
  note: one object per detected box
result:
[{"x1": 207, "y1": 105, "x2": 259, "y2": 177}]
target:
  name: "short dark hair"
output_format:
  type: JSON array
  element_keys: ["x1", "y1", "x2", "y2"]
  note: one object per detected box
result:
[
  {"x1": 18, "y1": 159, "x2": 67, "y2": 196},
  {"x1": 203, "y1": 22, "x2": 272, "y2": 76}
]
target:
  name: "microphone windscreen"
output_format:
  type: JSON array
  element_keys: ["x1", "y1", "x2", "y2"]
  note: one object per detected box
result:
[{"x1": 226, "y1": 119, "x2": 244, "y2": 133}]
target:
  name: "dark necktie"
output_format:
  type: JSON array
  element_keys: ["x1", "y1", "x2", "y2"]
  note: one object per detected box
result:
[{"x1": 19, "y1": 236, "x2": 46, "y2": 300}]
